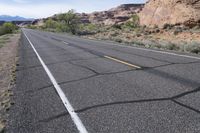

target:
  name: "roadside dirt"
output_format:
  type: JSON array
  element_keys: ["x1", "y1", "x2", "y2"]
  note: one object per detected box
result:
[{"x1": 0, "y1": 34, "x2": 20, "y2": 132}]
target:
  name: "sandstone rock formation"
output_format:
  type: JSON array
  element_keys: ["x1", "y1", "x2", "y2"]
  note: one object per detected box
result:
[
  {"x1": 78, "y1": 4, "x2": 144, "y2": 25},
  {"x1": 139, "y1": 0, "x2": 200, "y2": 27}
]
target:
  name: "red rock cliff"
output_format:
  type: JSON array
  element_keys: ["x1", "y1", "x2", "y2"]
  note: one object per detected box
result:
[{"x1": 139, "y1": 0, "x2": 200, "y2": 27}]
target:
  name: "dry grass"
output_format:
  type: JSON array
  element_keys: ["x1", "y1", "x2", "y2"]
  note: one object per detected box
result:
[
  {"x1": 0, "y1": 34, "x2": 19, "y2": 132},
  {"x1": 81, "y1": 25, "x2": 200, "y2": 54},
  {"x1": 0, "y1": 34, "x2": 13, "y2": 49}
]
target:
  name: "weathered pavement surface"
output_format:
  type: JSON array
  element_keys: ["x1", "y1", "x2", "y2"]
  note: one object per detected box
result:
[{"x1": 7, "y1": 29, "x2": 200, "y2": 133}]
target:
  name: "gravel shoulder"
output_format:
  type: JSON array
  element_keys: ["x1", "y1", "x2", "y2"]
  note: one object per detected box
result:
[{"x1": 0, "y1": 34, "x2": 20, "y2": 132}]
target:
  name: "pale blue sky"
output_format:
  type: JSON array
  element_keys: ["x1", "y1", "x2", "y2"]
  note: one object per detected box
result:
[{"x1": 0, "y1": 0, "x2": 146, "y2": 18}]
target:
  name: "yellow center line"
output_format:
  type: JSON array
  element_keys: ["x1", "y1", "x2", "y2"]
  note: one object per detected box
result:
[{"x1": 104, "y1": 55, "x2": 141, "y2": 69}]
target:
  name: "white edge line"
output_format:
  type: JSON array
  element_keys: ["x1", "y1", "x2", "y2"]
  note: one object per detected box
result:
[
  {"x1": 38, "y1": 29, "x2": 200, "y2": 60},
  {"x1": 63, "y1": 41, "x2": 69, "y2": 44},
  {"x1": 106, "y1": 42, "x2": 200, "y2": 60},
  {"x1": 82, "y1": 37, "x2": 200, "y2": 60},
  {"x1": 23, "y1": 30, "x2": 88, "y2": 133}
]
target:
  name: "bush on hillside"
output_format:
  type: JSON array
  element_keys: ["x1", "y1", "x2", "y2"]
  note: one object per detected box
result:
[
  {"x1": 122, "y1": 14, "x2": 140, "y2": 29},
  {"x1": 45, "y1": 18, "x2": 58, "y2": 29},
  {"x1": 184, "y1": 41, "x2": 200, "y2": 54},
  {"x1": 112, "y1": 24, "x2": 122, "y2": 29},
  {"x1": 163, "y1": 23, "x2": 174, "y2": 30}
]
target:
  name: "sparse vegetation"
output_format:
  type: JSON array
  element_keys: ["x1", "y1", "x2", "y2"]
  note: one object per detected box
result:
[
  {"x1": 79, "y1": 20, "x2": 200, "y2": 55},
  {"x1": 31, "y1": 9, "x2": 200, "y2": 55},
  {"x1": 27, "y1": 24, "x2": 37, "y2": 29},
  {"x1": 163, "y1": 23, "x2": 173, "y2": 30},
  {"x1": 39, "y1": 9, "x2": 81, "y2": 34},
  {"x1": 0, "y1": 23, "x2": 18, "y2": 36},
  {"x1": 0, "y1": 34, "x2": 12, "y2": 48},
  {"x1": 78, "y1": 23, "x2": 99, "y2": 35},
  {"x1": 83, "y1": 26, "x2": 200, "y2": 54},
  {"x1": 115, "y1": 38, "x2": 123, "y2": 43},
  {"x1": 183, "y1": 41, "x2": 200, "y2": 54},
  {"x1": 0, "y1": 34, "x2": 19, "y2": 133}
]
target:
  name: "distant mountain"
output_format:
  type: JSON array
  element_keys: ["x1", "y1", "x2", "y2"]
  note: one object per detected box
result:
[{"x1": 0, "y1": 15, "x2": 34, "y2": 21}]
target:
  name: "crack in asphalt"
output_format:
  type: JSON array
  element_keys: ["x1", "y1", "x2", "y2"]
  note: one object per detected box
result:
[
  {"x1": 144, "y1": 67, "x2": 200, "y2": 87},
  {"x1": 172, "y1": 99, "x2": 200, "y2": 114},
  {"x1": 74, "y1": 86, "x2": 200, "y2": 115},
  {"x1": 172, "y1": 86, "x2": 200, "y2": 99},
  {"x1": 58, "y1": 74, "x2": 99, "y2": 85},
  {"x1": 75, "y1": 97, "x2": 171, "y2": 113},
  {"x1": 22, "y1": 85, "x2": 54, "y2": 94},
  {"x1": 21, "y1": 87, "x2": 200, "y2": 124},
  {"x1": 68, "y1": 61, "x2": 100, "y2": 75},
  {"x1": 64, "y1": 61, "x2": 200, "y2": 88},
  {"x1": 17, "y1": 57, "x2": 102, "y2": 72},
  {"x1": 109, "y1": 47, "x2": 174, "y2": 63},
  {"x1": 38, "y1": 112, "x2": 69, "y2": 123},
  {"x1": 15, "y1": 33, "x2": 200, "y2": 126}
]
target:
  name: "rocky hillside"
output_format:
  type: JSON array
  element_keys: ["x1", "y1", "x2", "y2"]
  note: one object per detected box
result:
[
  {"x1": 139, "y1": 0, "x2": 200, "y2": 28},
  {"x1": 78, "y1": 4, "x2": 144, "y2": 25}
]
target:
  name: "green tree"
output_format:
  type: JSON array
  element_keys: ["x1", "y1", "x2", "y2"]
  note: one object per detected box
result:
[{"x1": 57, "y1": 10, "x2": 80, "y2": 34}]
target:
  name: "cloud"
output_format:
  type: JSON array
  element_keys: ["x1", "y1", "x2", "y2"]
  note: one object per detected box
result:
[
  {"x1": 0, "y1": 4, "x2": 74, "y2": 18},
  {"x1": 0, "y1": 0, "x2": 147, "y2": 18},
  {"x1": 13, "y1": 0, "x2": 29, "y2": 3}
]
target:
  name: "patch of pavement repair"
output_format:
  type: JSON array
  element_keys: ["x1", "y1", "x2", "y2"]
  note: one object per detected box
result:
[{"x1": 0, "y1": 34, "x2": 20, "y2": 132}]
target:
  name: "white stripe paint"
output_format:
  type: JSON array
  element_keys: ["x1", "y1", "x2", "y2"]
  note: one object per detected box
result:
[
  {"x1": 104, "y1": 42, "x2": 200, "y2": 60},
  {"x1": 23, "y1": 30, "x2": 88, "y2": 133},
  {"x1": 63, "y1": 41, "x2": 69, "y2": 44},
  {"x1": 64, "y1": 37, "x2": 200, "y2": 60}
]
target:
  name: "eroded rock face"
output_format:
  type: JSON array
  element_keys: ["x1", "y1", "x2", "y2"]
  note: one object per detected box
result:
[
  {"x1": 78, "y1": 4, "x2": 144, "y2": 25},
  {"x1": 139, "y1": 0, "x2": 200, "y2": 27}
]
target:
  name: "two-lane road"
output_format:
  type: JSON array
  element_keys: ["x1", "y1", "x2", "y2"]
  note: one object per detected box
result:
[{"x1": 8, "y1": 29, "x2": 200, "y2": 133}]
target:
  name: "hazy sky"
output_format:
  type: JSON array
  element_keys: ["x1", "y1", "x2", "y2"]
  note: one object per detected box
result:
[{"x1": 0, "y1": 0, "x2": 146, "y2": 18}]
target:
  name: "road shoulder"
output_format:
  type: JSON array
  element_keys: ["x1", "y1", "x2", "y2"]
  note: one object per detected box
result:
[{"x1": 0, "y1": 34, "x2": 20, "y2": 132}]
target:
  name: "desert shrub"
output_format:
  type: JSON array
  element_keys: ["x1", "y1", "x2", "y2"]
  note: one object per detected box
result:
[
  {"x1": 163, "y1": 23, "x2": 173, "y2": 30},
  {"x1": 45, "y1": 18, "x2": 58, "y2": 29},
  {"x1": 131, "y1": 14, "x2": 140, "y2": 26},
  {"x1": 110, "y1": 31, "x2": 119, "y2": 37},
  {"x1": 173, "y1": 27, "x2": 183, "y2": 35},
  {"x1": 155, "y1": 29, "x2": 160, "y2": 33},
  {"x1": 151, "y1": 43, "x2": 162, "y2": 49},
  {"x1": 77, "y1": 23, "x2": 99, "y2": 35},
  {"x1": 184, "y1": 42, "x2": 200, "y2": 54},
  {"x1": 165, "y1": 43, "x2": 179, "y2": 50},
  {"x1": 122, "y1": 14, "x2": 140, "y2": 30},
  {"x1": 123, "y1": 21, "x2": 136, "y2": 29},
  {"x1": 173, "y1": 30, "x2": 179, "y2": 35},
  {"x1": 131, "y1": 40, "x2": 145, "y2": 46},
  {"x1": 0, "y1": 22, "x2": 17, "y2": 36},
  {"x1": 163, "y1": 24, "x2": 170, "y2": 29},
  {"x1": 86, "y1": 24, "x2": 97, "y2": 31},
  {"x1": 115, "y1": 38, "x2": 123, "y2": 43},
  {"x1": 140, "y1": 25, "x2": 146, "y2": 33},
  {"x1": 79, "y1": 24, "x2": 98, "y2": 32},
  {"x1": 112, "y1": 24, "x2": 122, "y2": 29},
  {"x1": 153, "y1": 25, "x2": 158, "y2": 29},
  {"x1": 136, "y1": 33, "x2": 142, "y2": 37},
  {"x1": 192, "y1": 25, "x2": 200, "y2": 30}
]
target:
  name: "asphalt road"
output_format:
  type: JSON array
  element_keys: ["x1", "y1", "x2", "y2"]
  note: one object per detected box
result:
[{"x1": 7, "y1": 29, "x2": 200, "y2": 133}]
